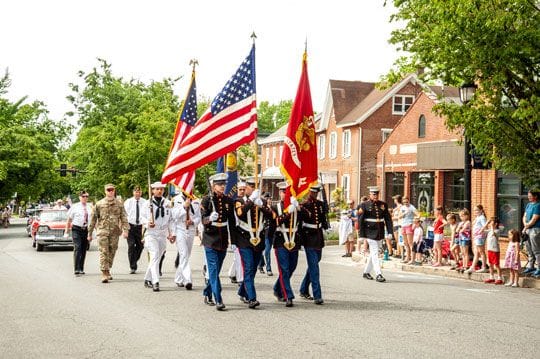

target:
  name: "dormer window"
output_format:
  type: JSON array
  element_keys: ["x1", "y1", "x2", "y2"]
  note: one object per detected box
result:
[{"x1": 392, "y1": 95, "x2": 415, "y2": 115}]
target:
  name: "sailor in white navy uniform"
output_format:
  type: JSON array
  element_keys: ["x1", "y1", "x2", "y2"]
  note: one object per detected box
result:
[
  {"x1": 142, "y1": 182, "x2": 176, "y2": 292},
  {"x1": 65, "y1": 190, "x2": 92, "y2": 275},
  {"x1": 357, "y1": 186, "x2": 394, "y2": 282},
  {"x1": 171, "y1": 192, "x2": 201, "y2": 290},
  {"x1": 123, "y1": 185, "x2": 148, "y2": 274}
]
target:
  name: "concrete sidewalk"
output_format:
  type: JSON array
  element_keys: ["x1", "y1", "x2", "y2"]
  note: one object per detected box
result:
[{"x1": 350, "y1": 251, "x2": 540, "y2": 290}]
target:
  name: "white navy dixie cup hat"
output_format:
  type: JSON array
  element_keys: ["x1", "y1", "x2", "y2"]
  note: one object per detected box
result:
[
  {"x1": 209, "y1": 173, "x2": 228, "y2": 185},
  {"x1": 237, "y1": 181, "x2": 247, "y2": 189},
  {"x1": 310, "y1": 183, "x2": 322, "y2": 192},
  {"x1": 368, "y1": 186, "x2": 380, "y2": 194},
  {"x1": 276, "y1": 181, "x2": 288, "y2": 191},
  {"x1": 150, "y1": 181, "x2": 166, "y2": 189},
  {"x1": 244, "y1": 176, "x2": 256, "y2": 186}
]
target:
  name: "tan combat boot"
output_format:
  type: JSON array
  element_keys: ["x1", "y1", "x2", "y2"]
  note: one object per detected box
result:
[{"x1": 101, "y1": 270, "x2": 109, "y2": 283}]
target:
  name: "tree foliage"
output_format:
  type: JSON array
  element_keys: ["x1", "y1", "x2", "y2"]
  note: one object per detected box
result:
[
  {"x1": 0, "y1": 70, "x2": 71, "y2": 203},
  {"x1": 386, "y1": 0, "x2": 540, "y2": 186},
  {"x1": 257, "y1": 100, "x2": 293, "y2": 135}
]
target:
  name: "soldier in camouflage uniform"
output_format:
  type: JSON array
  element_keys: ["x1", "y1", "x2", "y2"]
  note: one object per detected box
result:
[{"x1": 88, "y1": 183, "x2": 129, "y2": 283}]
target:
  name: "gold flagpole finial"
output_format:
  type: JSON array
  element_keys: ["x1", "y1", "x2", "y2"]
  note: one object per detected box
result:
[{"x1": 189, "y1": 59, "x2": 198, "y2": 72}]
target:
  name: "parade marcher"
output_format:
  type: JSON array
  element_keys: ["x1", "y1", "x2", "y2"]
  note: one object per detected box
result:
[
  {"x1": 357, "y1": 186, "x2": 394, "y2": 283},
  {"x1": 123, "y1": 185, "x2": 148, "y2": 274},
  {"x1": 142, "y1": 182, "x2": 175, "y2": 292},
  {"x1": 201, "y1": 173, "x2": 236, "y2": 311},
  {"x1": 87, "y1": 184, "x2": 129, "y2": 283},
  {"x1": 172, "y1": 192, "x2": 201, "y2": 290},
  {"x1": 65, "y1": 190, "x2": 92, "y2": 275},
  {"x1": 298, "y1": 183, "x2": 328, "y2": 305},
  {"x1": 227, "y1": 182, "x2": 245, "y2": 285},
  {"x1": 272, "y1": 181, "x2": 302, "y2": 307},
  {"x1": 234, "y1": 177, "x2": 271, "y2": 309}
]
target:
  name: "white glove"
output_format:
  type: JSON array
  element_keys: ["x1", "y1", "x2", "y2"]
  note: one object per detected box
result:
[
  {"x1": 249, "y1": 189, "x2": 260, "y2": 201},
  {"x1": 287, "y1": 204, "x2": 296, "y2": 213},
  {"x1": 253, "y1": 198, "x2": 263, "y2": 207},
  {"x1": 290, "y1": 196, "x2": 299, "y2": 208},
  {"x1": 209, "y1": 212, "x2": 219, "y2": 221}
]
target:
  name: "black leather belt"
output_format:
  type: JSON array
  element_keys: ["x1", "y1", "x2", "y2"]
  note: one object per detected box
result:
[
  {"x1": 130, "y1": 223, "x2": 142, "y2": 227},
  {"x1": 72, "y1": 225, "x2": 88, "y2": 231}
]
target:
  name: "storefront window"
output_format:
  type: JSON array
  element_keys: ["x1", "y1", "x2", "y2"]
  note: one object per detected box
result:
[
  {"x1": 497, "y1": 174, "x2": 528, "y2": 235},
  {"x1": 385, "y1": 172, "x2": 404, "y2": 205},
  {"x1": 444, "y1": 171, "x2": 465, "y2": 213},
  {"x1": 410, "y1": 172, "x2": 434, "y2": 215}
]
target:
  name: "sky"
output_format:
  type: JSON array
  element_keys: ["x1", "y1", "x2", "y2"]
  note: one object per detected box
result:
[{"x1": 1, "y1": 0, "x2": 402, "y2": 120}]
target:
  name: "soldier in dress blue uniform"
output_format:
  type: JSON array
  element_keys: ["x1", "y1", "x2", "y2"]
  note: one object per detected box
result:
[
  {"x1": 271, "y1": 181, "x2": 302, "y2": 307},
  {"x1": 298, "y1": 183, "x2": 328, "y2": 305},
  {"x1": 357, "y1": 186, "x2": 394, "y2": 282},
  {"x1": 234, "y1": 177, "x2": 272, "y2": 309},
  {"x1": 200, "y1": 173, "x2": 236, "y2": 311}
]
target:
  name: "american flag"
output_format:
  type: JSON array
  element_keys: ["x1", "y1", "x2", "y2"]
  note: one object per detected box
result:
[
  {"x1": 163, "y1": 45, "x2": 257, "y2": 177},
  {"x1": 161, "y1": 70, "x2": 198, "y2": 194}
]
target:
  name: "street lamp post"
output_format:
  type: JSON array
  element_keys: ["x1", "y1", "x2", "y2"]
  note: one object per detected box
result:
[{"x1": 459, "y1": 83, "x2": 477, "y2": 213}]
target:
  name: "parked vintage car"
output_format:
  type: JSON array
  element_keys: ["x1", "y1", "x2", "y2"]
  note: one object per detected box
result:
[
  {"x1": 32, "y1": 209, "x2": 73, "y2": 251},
  {"x1": 26, "y1": 209, "x2": 42, "y2": 238}
]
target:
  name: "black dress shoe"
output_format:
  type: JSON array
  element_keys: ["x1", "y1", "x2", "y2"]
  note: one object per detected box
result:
[
  {"x1": 248, "y1": 300, "x2": 260, "y2": 309},
  {"x1": 74, "y1": 270, "x2": 80, "y2": 275},
  {"x1": 258, "y1": 267, "x2": 265, "y2": 274},
  {"x1": 267, "y1": 271, "x2": 273, "y2": 276},
  {"x1": 144, "y1": 280, "x2": 152, "y2": 288},
  {"x1": 285, "y1": 299, "x2": 294, "y2": 307},
  {"x1": 300, "y1": 292, "x2": 314, "y2": 300},
  {"x1": 80, "y1": 271, "x2": 85, "y2": 275},
  {"x1": 314, "y1": 298, "x2": 324, "y2": 305},
  {"x1": 152, "y1": 282, "x2": 160, "y2": 292},
  {"x1": 204, "y1": 296, "x2": 215, "y2": 306},
  {"x1": 185, "y1": 283, "x2": 193, "y2": 290},
  {"x1": 363, "y1": 273, "x2": 374, "y2": 280},
  {"x1": 230, "y1": 276, "x2": 237, "y2": 284},
  {"x1": 273, "y1": 292, "x2": 285, "y2": 302},
  {"x1": 176, "y1": 282, "x2": 184, "y2": 287},
  {"x1": 216, "y1": 302, "x2": 226, "y2": 311},
  {"x1": 130, "y1": 269, "x2": 136, "y2": 274},
  {"x1": 376, "y1": 274, "x2": 386, "y2": 282}
]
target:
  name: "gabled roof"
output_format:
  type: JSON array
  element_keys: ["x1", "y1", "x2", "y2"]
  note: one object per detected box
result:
[
  {"x1": 318, "y1": 80, "x2": 375, "y2": 132},
  {"x1": 337, "y1": 73, "x2": 418, "y2": 128},
  {"x1": 426, "y1": 85, "x2": 461, "y2": 104}
]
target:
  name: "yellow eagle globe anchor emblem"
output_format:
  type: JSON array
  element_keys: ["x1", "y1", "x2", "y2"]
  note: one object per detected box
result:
[
  {"x1": 295, "y1": 115, "x2": 315, "y2": 152},
  {"x1": 226, "y1": 152, "x2": 237, "y2": 171}
]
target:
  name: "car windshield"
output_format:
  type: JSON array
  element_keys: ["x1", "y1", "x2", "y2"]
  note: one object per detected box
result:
[{"x1": 40, "y1": 211, "x2": 67, "y2": 222}]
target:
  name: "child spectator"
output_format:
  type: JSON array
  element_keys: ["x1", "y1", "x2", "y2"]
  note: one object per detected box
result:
[
  {"x1": 504, "y1": 229, "x2": 521, "y2": 287},
  {"x1": 483, "y1": 217, "x2": 503, "y2": 284},
  {"x1": 447, "y1": 213, "x2": 460, "y2": 270},
  {"x1": 456, "y1": 209, "x2": 471, "y2": 273},
  {"x1": 339, "y1": 209, "x2": 354, "y2": 257},
  {"x1": 466, "y1": 205, "x2": 488, "y2": 273},
  {"x1": 432, "y1": 206, "x2": 447, "y2": 267},
  {"x1": 411, "y1": 218, "x2": 424, "y2": 265}
]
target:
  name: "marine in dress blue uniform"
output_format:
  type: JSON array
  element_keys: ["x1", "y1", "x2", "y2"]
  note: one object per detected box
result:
[
  {"x1": 298, "y1": 184, "x2": 328, "y2": 305},
  {"x1": 357, "y1": 186, "x2": 394, "y2": 282},
  {"x1": 272, "y1": 181, "x2": 302, "y2": 307},
  {"x1": 200, "y1": 173, "x2": 236, "y2": 311}
]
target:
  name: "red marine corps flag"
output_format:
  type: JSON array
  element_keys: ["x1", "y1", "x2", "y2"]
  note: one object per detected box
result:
[{"x1": 280, "y1": 51, "x2": 318, "y2": 206}]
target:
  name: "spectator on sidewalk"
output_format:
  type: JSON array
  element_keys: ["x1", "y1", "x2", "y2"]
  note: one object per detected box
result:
[
  {"x1": 339, "y1": 200, "x2": 356, "y2": 257},
  {"x1": 467, "y1": 205, "x2": 488, "y2": 273},
  {"x1": 522, "y1": 190, "x2": 540, "y2": 278},
  {"x1": 398, "y1": 196, "x2": 419, "y2": 264},
  {"x1": 456, "y1": 209, "x2": 471, "y2": 273},
  {"x1": 411, "y1": 218, "x2": 424, "y2": 265},
  {"x1": 504, "y1": 229, "x2": 521, "y2": 287},
  {"x1": 447, "y1": 213, "x2": 461, "y2": 270},
  {"x1": 483, "y1": 217, "x2": 503, "y2": 285},
  {"x1": 392, "y1": 195, "x2": 403, "y2": 258},
  {"x1": 432, "y1": 206, "x2": 447, "y2": 267}
]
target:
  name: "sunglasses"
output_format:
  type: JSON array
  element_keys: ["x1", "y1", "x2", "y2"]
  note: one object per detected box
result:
[
  {"x1": 81, "y1": 195, "x2": 89, "y2": 198},
  {"x1": 106, "y1": 188, "x2": 115, "y2": 192}
]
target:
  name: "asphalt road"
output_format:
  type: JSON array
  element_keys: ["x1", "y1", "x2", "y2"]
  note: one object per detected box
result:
[{"x1": 1, "y1": 219, "x2": 538, "y2": 358}]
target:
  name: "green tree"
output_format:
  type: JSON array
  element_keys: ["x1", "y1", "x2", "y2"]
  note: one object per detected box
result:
[
  {"x1": 0, "y1": 70, "x2": 71, "y2": 203},
  {"x1": 66, "y1": 59, "x2": 180, "y2": 198},
  {"x1": 257, "y1": 100, "x2": 293, "y2": 135},
  {"x1": 386, "y1": 0, "x2": 540, "y2": 186}
]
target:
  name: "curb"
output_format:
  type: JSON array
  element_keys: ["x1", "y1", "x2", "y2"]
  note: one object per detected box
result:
[{"x1": 351, "y1": 252, "x2": 540, "y2": 290}]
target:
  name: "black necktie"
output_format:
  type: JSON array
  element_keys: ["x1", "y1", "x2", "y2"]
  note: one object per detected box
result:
[{"x1": 136, "y1": 200, "x2": 140, "y2": 224}]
